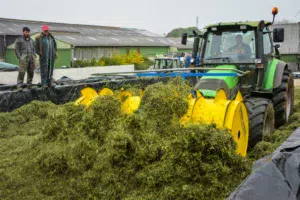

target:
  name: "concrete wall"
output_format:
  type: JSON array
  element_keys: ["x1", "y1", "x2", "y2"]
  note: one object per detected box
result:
[{"x1": 0, "y1": 65, "x2": 134, "y2": 85}]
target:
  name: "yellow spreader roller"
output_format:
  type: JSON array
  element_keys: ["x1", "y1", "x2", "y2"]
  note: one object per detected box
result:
[
  {"x1": 182, "y1": 90, "x2": 249, "y2": 156},
  {"x1": 75, "y1": 87, "x2": 142, "y2": 115},
  {"x1": 75, "y1": 87, "x2": 249, "y2": 156}
]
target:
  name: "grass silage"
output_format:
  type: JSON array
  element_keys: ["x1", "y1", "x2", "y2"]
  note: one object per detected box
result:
[{"x1": 0, "y1": 79, "x2": 299, "y2": 200}]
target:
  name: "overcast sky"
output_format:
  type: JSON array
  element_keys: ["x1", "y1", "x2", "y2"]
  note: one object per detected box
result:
[{"x1": 0, "y1": 0, "x2": 299, "y2": 35}]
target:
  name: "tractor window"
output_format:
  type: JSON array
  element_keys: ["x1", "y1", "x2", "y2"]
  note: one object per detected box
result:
[
  {"x1": 204, "y1": 30, "x2": 256, "y2": 64},
  {"x1": 263, "y1": 28, "x2": 272, "y2": 55},
  {"x1": 154, "y1": 60, "x2": 160, "y2": 69},
  {"x1": 154, "y1": 59, "x2": 174, "y2": 69}
]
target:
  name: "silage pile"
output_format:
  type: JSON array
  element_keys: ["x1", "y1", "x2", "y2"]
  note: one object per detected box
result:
[{"x1": 0, "y1": 79, "x2": 251, "y2": 200}]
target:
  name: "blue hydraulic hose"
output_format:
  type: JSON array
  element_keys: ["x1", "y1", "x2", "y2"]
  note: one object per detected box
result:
[{"x1": 136, "y1": 72, "x2": 238, "y2": 77}]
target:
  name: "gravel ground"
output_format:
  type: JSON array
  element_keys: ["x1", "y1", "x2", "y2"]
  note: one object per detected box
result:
[{"x1": 295, "y1": 79, "x2": 300, "y2": 87}]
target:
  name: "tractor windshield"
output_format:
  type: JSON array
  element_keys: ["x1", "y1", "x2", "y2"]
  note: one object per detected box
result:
[
  {"x1": 153, "y1": 59, "x2": 180, "y2": 69},
  {"x1": 203, "y1": 30, "x2": 256, "y2": 64}
]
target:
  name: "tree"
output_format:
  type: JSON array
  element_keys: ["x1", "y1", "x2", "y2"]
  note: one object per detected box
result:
[{"x1": 166, "y1": 27, "x2": 200, "y2": 38}]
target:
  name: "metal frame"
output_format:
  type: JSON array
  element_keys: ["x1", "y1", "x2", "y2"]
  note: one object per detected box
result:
[{"x1": 91, "y1": 67, "x2": 247, "y2": 77}]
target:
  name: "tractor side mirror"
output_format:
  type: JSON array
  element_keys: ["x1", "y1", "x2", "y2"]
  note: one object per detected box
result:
[
  {"x1": 181, "y1": 33, "x2": 188, "y2": 45},
  {"x1": 273, "y1": 28, "x2": 284, "y2": 42}
]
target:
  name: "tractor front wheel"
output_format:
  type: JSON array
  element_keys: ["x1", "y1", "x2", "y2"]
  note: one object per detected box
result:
[
  {"x1": 245, "y1": 98, "x2": 275, "y2": 148},
  {"x1": 272, "y1": 68, "x2": 294, "y2": 128}
]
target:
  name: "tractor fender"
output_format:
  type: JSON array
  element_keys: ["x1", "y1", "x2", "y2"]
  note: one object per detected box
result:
[
  {"x1": 263, "y1": 59, "x2": 288, "y2": 90},
  {"x1": 273, "y1": 60, "x2": 288, "y2": 89}
]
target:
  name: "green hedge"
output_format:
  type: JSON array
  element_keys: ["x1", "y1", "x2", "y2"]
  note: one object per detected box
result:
[{"x1": 72, "y1": 50, "x2": 152, "y2": 69}]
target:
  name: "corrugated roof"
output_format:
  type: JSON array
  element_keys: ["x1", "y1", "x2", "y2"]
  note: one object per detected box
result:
[
  {"x1": 0, "y1": 18, "x2": 149, "y2": 36},
  {"x1": 0, "y1": 18, "x2": 193, "y2": 49},
  {"x1": 54, "y1": 34, "x2": 193, "y2": 48}
]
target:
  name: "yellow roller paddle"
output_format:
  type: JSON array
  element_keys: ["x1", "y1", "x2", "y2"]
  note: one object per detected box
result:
[
  {"x1": 99, "y1": 88, "x2": 114, "y2": 96},
  {"x1": 75, "y1": 87, "x2": 98, "y2": 107},
  {"x1": 117, "y1": 91, "x2": 133, "y2": 101},
  {"x1": 122, "y1": 96, "x2": 141, "y2": 114},
  {"x1": 180, "y1": 93, "x2": 196, "y2": 125}
]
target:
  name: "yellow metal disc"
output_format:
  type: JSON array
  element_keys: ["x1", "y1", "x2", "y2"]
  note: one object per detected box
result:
[{"x1": 224, "y1": 101, "x2": 249, "y2": 157}]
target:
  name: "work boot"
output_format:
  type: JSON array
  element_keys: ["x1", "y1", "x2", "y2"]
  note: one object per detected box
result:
[
  {"x1": 17, "y1": 83, "x2": 27, "y2": 90},
  {"x1": 41, "y1": 80, "x2": 48, "y2": 89},
  {"x1": 17, "y1": 84, "x2": 22, "y2": 89},
  {"x1": 48, "y1": 82, "x2": 56, "y2": 88},
  {"x1": 27, "y1": 83, "x2": 33, "y2": 89}
]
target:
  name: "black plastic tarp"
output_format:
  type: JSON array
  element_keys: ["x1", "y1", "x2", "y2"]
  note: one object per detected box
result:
[
  {"x1": 0, "y1": 78, "x2": 168, "y2": 112},
  {"x1": 0, "y1": 62, "x2": 18, "y2": 71},
  {"x1": 228, "y1": 128, "x2": 300, "y2": 200}
]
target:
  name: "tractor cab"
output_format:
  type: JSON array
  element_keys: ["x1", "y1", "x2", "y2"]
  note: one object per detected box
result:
[
  {"x1": 149, "y1": 58, "x2": 182, "y2": 70},
  {"x1": 200, "y1": 22, "x2": 283, "y2": 69},
  {"x1": 202, "y1": 25, "x2": 257, "y2": 65},
  {"x1": 184, "y1": 18, "x2": 285, "y2": 96}
]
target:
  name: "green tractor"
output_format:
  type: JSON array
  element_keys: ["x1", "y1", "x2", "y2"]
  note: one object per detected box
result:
[{"x1": 182, "y1": 7, "x2": 294, "y2": 148}]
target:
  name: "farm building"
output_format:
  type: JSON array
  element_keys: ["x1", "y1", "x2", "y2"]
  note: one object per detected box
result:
[
  {"x1": 271, "y1": 23, "x2": 300, "y2": 71},
  {"x1": 0, "y1": 18, "x2": 192, "y2": 68}
]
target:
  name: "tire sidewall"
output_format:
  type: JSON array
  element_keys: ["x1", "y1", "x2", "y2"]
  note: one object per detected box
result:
[
  {"x1": 263, "y1": 103, "x2": 275, "y2": 138},
  {"x1": 285, "y1": 73, "x2": 294, "y2": 122}
]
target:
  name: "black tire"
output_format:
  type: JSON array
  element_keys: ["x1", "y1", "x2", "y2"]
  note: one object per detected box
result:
[
  {"x1": 245, "y1": 98, "x2": 275, "y2": 148},
  {"x1": 272, "y1": 69, "x2": 294, "y2": 128}
]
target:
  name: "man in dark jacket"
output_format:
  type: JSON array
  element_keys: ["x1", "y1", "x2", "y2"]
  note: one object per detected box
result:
[
  {"x1": 14, "y1": 27, "x2": 36, "y2": 88},
  {"x1": 229, "y1": 34, "x2": 252, "y2": 61},
  {"x1": 35, "y1": 25, "x2": 57, "y2": 88}
]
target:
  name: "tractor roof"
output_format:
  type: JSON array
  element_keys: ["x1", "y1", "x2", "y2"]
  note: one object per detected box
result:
[{"x1": 205, "y1": 21, "x2": 271, "y2": 29}]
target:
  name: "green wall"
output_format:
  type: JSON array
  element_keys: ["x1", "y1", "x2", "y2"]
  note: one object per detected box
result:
[
  {"x1": 6, "y1": 49, "x2": 72, "y2": 68},
  {"x1": 55, "y1": 49, "x2": 72, "y2": 68},
  {"x1": 281, "y1": 54, "x2": 299, "y2": 63},
  {"x1": 5, "y1": 49, "x2": 18, "y2": 66},
  {"x1": 178, "y1": 49, "x2": 192, "y2": 53}
]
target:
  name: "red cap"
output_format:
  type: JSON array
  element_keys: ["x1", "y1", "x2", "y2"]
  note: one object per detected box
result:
[{"x1": 42, "y1": 25, "x2": 49, "y2": 31}]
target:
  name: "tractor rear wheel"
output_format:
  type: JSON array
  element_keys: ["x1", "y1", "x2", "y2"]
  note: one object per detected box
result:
[
  {"x1": 272, "y1": 69, "x2": 294, "y2": 128},
  {"x1": 245, "y1": 98, "x2": 275, "y2": 148}
]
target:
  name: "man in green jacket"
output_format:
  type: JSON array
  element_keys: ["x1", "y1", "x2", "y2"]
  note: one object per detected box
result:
[
  {"x1": 14, "y1": 27, "x2": 36, "y2": 88},
  {"x1": 35, "y1": 25, "x2": 57, "y2": 88}
]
